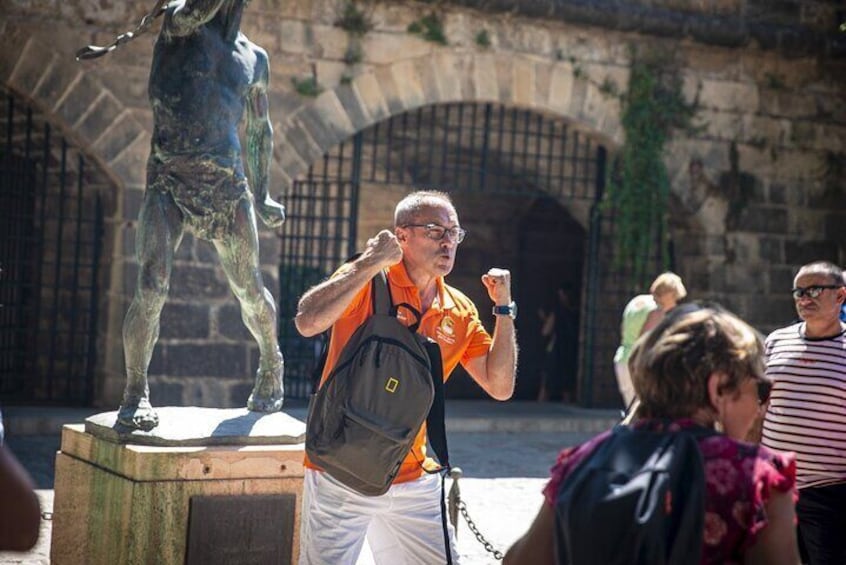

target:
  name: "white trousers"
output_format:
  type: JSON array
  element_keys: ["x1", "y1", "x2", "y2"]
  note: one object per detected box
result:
[{"x1": 299, "y1": 468, "x2": 460, "y2": 565}]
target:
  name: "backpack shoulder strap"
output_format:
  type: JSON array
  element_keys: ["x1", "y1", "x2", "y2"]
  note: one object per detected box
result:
[{"x1": 371, "y1": 270, "x2": 394, "y2": 316}]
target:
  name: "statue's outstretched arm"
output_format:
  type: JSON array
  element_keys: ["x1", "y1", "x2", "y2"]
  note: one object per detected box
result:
[
  {"x1": 246, "y1": 50, "x2": 285, "y2": 228},
  {"x1": 167, "y1": 0, "x2": 229, "y2": 37}
]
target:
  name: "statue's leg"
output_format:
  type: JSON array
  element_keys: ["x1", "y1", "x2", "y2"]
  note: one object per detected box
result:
[
  {"x1": 214, "y1": 196, "x2": 283, "y2": 413},
  {"x1": 119, "y1": 189, "x2": 184, "y2": 430}
]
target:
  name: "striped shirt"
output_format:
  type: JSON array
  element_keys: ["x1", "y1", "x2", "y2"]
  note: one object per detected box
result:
[{"x1": 761, "y1": 322, "x2": 846, "y2": 488}]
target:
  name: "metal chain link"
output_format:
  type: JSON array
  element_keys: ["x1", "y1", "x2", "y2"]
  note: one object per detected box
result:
[
  {"x1": 41, "y1": 511, "x2": 52, "y2": 521},
  {"x1": 457, "y1": 499, "x2": 504, "y2": 561}
]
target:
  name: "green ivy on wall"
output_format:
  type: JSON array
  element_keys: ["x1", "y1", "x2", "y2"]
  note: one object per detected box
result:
[{"x1": 606, "y1": 49, "x2": 698, "y2": 289}]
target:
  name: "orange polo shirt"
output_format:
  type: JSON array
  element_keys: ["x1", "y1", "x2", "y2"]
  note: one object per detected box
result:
[{"x1": 304, "y1": 261, "x2": 493, "y2": 484}]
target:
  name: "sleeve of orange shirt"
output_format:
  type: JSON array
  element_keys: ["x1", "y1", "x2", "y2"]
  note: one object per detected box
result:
[{"x1": 458, "y1": 294, "x2": 494, "y2": 366}]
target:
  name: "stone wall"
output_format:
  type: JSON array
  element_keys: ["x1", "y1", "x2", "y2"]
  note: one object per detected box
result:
[{"x1": 1, "y1": 0, "x2": 843, "y2": 407}]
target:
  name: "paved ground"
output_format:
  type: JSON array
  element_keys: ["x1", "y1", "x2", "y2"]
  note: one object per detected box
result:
[{"x1": 1, "y1": 401, "x2": 615, "y2": 564}]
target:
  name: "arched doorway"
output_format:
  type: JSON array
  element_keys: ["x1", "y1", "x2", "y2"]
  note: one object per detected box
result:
[
  {"x1": 0, "y1": 86, "x2": 113, "y2": 405},
  {"x1": 279, "y1": 102, "x2": 616, "y2": 404}
]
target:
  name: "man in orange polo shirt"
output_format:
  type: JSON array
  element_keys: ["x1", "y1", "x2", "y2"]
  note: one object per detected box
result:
[{"x1": 295, "y1": 190, "x2": 518, "y2": 564}]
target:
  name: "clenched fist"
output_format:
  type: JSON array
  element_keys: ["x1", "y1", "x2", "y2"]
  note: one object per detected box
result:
[
  {"x1": 481, "y1": 268, "x2": 512, "y2": 305},
  {"x1": 364, "y1": 229, "x2": 403, "y2": 269}
]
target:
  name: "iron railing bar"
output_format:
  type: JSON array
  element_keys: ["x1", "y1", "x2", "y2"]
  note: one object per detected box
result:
[
  {"x1": 479, "y1": 104, "x2": 491, "y2": 192},
  {"x1": 453, "y1": 104, "x2": 464, "y2": 189},
  {"x1": 86, "y1": 193, "x2": 102, "y2": 406},
  {"x1": 495, "y1": 104, "x2": 505, "y2": 192},
  {"x1": 385, "y1": 116, "x2": 394, "y2": 184},
  {"x1": 67, "y1": 154, "x2": 85, "y2": 381},
  {"x1": 334, "y1": 143, "x2": 346, "y2": 262},
  {"x1": 368, "y1": 121, "x2": 379, "y2": 182},
  {"x1": 440, "y1": 104, "x2": 452, "y2": 185},
  {"x1": 349, "y1": 132, "x2": 362, "y2": 258},
  {"x1": 466, "y1": 104, "x2": 477, "y2": 191},
  {"x1": 398, "y1": 111, "x2": 408, "y2": 182},
  {"x1": 29, "y1": 122, "x2": 51, "y2": 398},
  {"x1": 318, "y1": 156, "x2": 332, "y2": 263},
  {"x1": 47, "y1": 138, "x2": 69, "y2": 393},
  {"x1": 534, "y1": 113, "x2": 543, "y2": 190},
  {"x1": 4, "y1": 94, "x2": 12, "y2": 161},
  {"x1": 421, "y1": 105, "x2": 439, "y2": 182},
  {"x1": 558, "y1": 126, "x2": 568, "y2": 194}
]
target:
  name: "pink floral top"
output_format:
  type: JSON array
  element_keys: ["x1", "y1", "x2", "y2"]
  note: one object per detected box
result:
[{"x1": 543, "y1": 419, "x2": 797, "y2": 564}]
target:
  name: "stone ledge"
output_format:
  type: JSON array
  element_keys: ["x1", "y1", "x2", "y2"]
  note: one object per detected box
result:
[{"x1": 84, "y1": 406, "x2": 306, "y2": 447}]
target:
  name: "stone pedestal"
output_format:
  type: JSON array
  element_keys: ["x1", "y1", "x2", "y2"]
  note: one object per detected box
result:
[{"x1": 50, "y1": 407, "x2": 306, "y2": 565}]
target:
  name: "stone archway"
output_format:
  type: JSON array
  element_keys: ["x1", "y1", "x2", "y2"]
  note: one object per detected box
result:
[{"x1": 273, "y1": 51, "x2": 625, "y2": 187}]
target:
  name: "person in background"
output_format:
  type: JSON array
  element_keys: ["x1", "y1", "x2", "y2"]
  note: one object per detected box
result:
[
  {"x1": 504, "y1": 304, "x2": 800, "y2": 565},
  {"x1": 537, "y1": 284, "x2": 579, "y2": 403},
  {"x1": 761, "y1": 260, "x2": 846, "y2": 565},
  {"x1": 614, "y1": 272, "x2": 687, "y2": 410},
  {"x1": 0, "y1": 409, "x2": 41, "y2": 551}
]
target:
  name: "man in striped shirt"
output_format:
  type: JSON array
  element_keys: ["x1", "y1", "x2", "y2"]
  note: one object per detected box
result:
[{"x1": 762, "y1": 260, "x2": 846, "y2": 565}]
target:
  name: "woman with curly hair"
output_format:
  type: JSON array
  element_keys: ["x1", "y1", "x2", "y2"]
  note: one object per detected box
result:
[{"x1": 505, "y1": 305, "x2": 800, "y2": 565}]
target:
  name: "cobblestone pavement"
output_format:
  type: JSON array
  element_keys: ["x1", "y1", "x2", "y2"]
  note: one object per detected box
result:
[{"x1": 1, "y1": 430, "x2": 598, "y2": 564}]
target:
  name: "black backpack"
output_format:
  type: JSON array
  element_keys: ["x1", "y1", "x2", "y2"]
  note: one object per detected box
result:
[
  {"x1": 555, "y1": 424, "x2": 712, "y2": 565},
  {"x1": 305, "y1": 271, "x2": 449, "y2": 496}
]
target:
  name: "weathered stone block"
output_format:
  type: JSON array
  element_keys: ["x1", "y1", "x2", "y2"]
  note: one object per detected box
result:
[
  {"x1": 735, "y1": 206, "x2": 788, "y2": 233},
  {"x1": 759, "y1": 236, "x2": 784, "y2": 263},
  {"x1": 170, "y1": 265, "x2": 230, "y2": 300},
  {"x1": 413, "y1": 56, "x2": 442, "y2": 106},
  {"x1": 785, "y1": 239, "x2": 839, "y2": 265},
  {"x1": 472, "y1": 53, "x2": 499, "y2": 102},
  {"x1": 547, "y1": 62, "x2": 574, "y2": 114},
  {"x1": 150, "y1": 380, "x2": 186, "y2": 407},
  {"x1": 391, "y1": 59, "x2": 426, "y2": 110},
  {"x1": 108, "y1": 130, "x2": 150, "y2": 186},
  {"x1": 744, "y1": 295, "x2": 795, "y2": 326},
  {"x1": 698, "y1": 79, "x2": 759, "y2": 113},
  {"x1": 770, "y1": 266, "x2": 797, "y2": 292},
  {"x1": 9, "y1": 38, "x2": 56, "y2": 97},
  {"x1": 93, "y1": 113, "x2": 148, "y2": 165},
  {"x1": 176, "y1": 233, "x2": 197, "y2": 262},
  {"x1": 154, "y1": 343, "x2": 248, "y2": 378},
  {"x1": 334, "y1": 83, "x2": 371, "y2": 132},
  {"x1": 362, "y1": 32, "x2": 432, "y2": 65},
  {"x1": 160, "y1": 303, "x2": 211, "y2": 340},
  {"x1": 217, "y1": 303, "x2": 252, "y2": 341},
  {"x1": 373, "y1": 65, "x2": 405, "y2": 115},
  {"x1": 123, "y1": 185, "x2": 145, "y2": 222},
  {"x1": 76, "y1": 93, "x2": 124, "y2": 146},
  {"x1": 352, "y1": 71, "x2": 390, "y2": 124},
  {"x1": 51, "y1": 423, "x2": 305, "y2": 565}
]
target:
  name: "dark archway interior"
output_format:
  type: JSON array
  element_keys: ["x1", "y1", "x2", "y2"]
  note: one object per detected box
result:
[{"x1": 444, "y1": 195, "x2": 586, "y2": 400}]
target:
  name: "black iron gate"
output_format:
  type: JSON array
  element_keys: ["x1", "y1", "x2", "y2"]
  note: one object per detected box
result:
[
  {"x1": 279, "y1": 102, "x2": 657, "y2": 406},
  {"x1": 0, "y1": 88, "x2": 103, "y2": 405}
]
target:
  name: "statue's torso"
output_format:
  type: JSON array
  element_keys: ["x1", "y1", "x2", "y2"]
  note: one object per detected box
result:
[{"x1": 149, "y1": 24, "x2": 262, "y2": 161}]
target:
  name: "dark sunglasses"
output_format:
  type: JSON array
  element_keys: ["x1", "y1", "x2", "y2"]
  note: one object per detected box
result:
[
  {"x1": 756, "y1": 380, "x2": 773, "y2": 404},
  {"x1": 791, "y1": 285, "x2": 844, "y2": 299}
]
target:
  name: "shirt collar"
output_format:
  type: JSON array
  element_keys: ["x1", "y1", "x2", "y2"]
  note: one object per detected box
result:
[{"x1": 387, "y1": 263, "x2": 456, "y2": 311}]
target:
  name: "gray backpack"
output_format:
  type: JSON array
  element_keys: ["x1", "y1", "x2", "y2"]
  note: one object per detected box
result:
[{"x1": 305, "y1": 271, "x2": 448, "y2": 496}]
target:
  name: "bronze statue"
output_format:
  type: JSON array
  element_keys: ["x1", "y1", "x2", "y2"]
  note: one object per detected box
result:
[{"x1": 118, "y1": 0, "x2": 285, "y2": 430}]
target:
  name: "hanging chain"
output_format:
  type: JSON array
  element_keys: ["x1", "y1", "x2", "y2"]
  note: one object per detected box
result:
[{"x1": 457, "y1": 498, "x2": 504, "y2": 561}]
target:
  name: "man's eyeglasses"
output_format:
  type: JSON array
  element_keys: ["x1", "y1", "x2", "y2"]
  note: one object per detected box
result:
[
  {"x1": 403, "y1": 223, "x2": 467, "y2": 244},
  {"x1": 791, "y1": 285, "x2": 844, "y2": 300}
]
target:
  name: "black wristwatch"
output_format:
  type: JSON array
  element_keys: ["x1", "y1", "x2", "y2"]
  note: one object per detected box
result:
[{"x1": 492, "y1": 301, "x2": 517, "y2": 320}]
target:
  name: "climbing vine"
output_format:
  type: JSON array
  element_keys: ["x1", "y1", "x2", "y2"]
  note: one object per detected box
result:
[{"x1": 606, "y1": 49, "x2": 698, "y2": 289}]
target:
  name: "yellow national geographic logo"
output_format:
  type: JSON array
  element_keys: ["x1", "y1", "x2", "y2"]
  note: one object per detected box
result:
[{"x1": 385, "y1": 377, "x2": 399, "y2": 393}]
